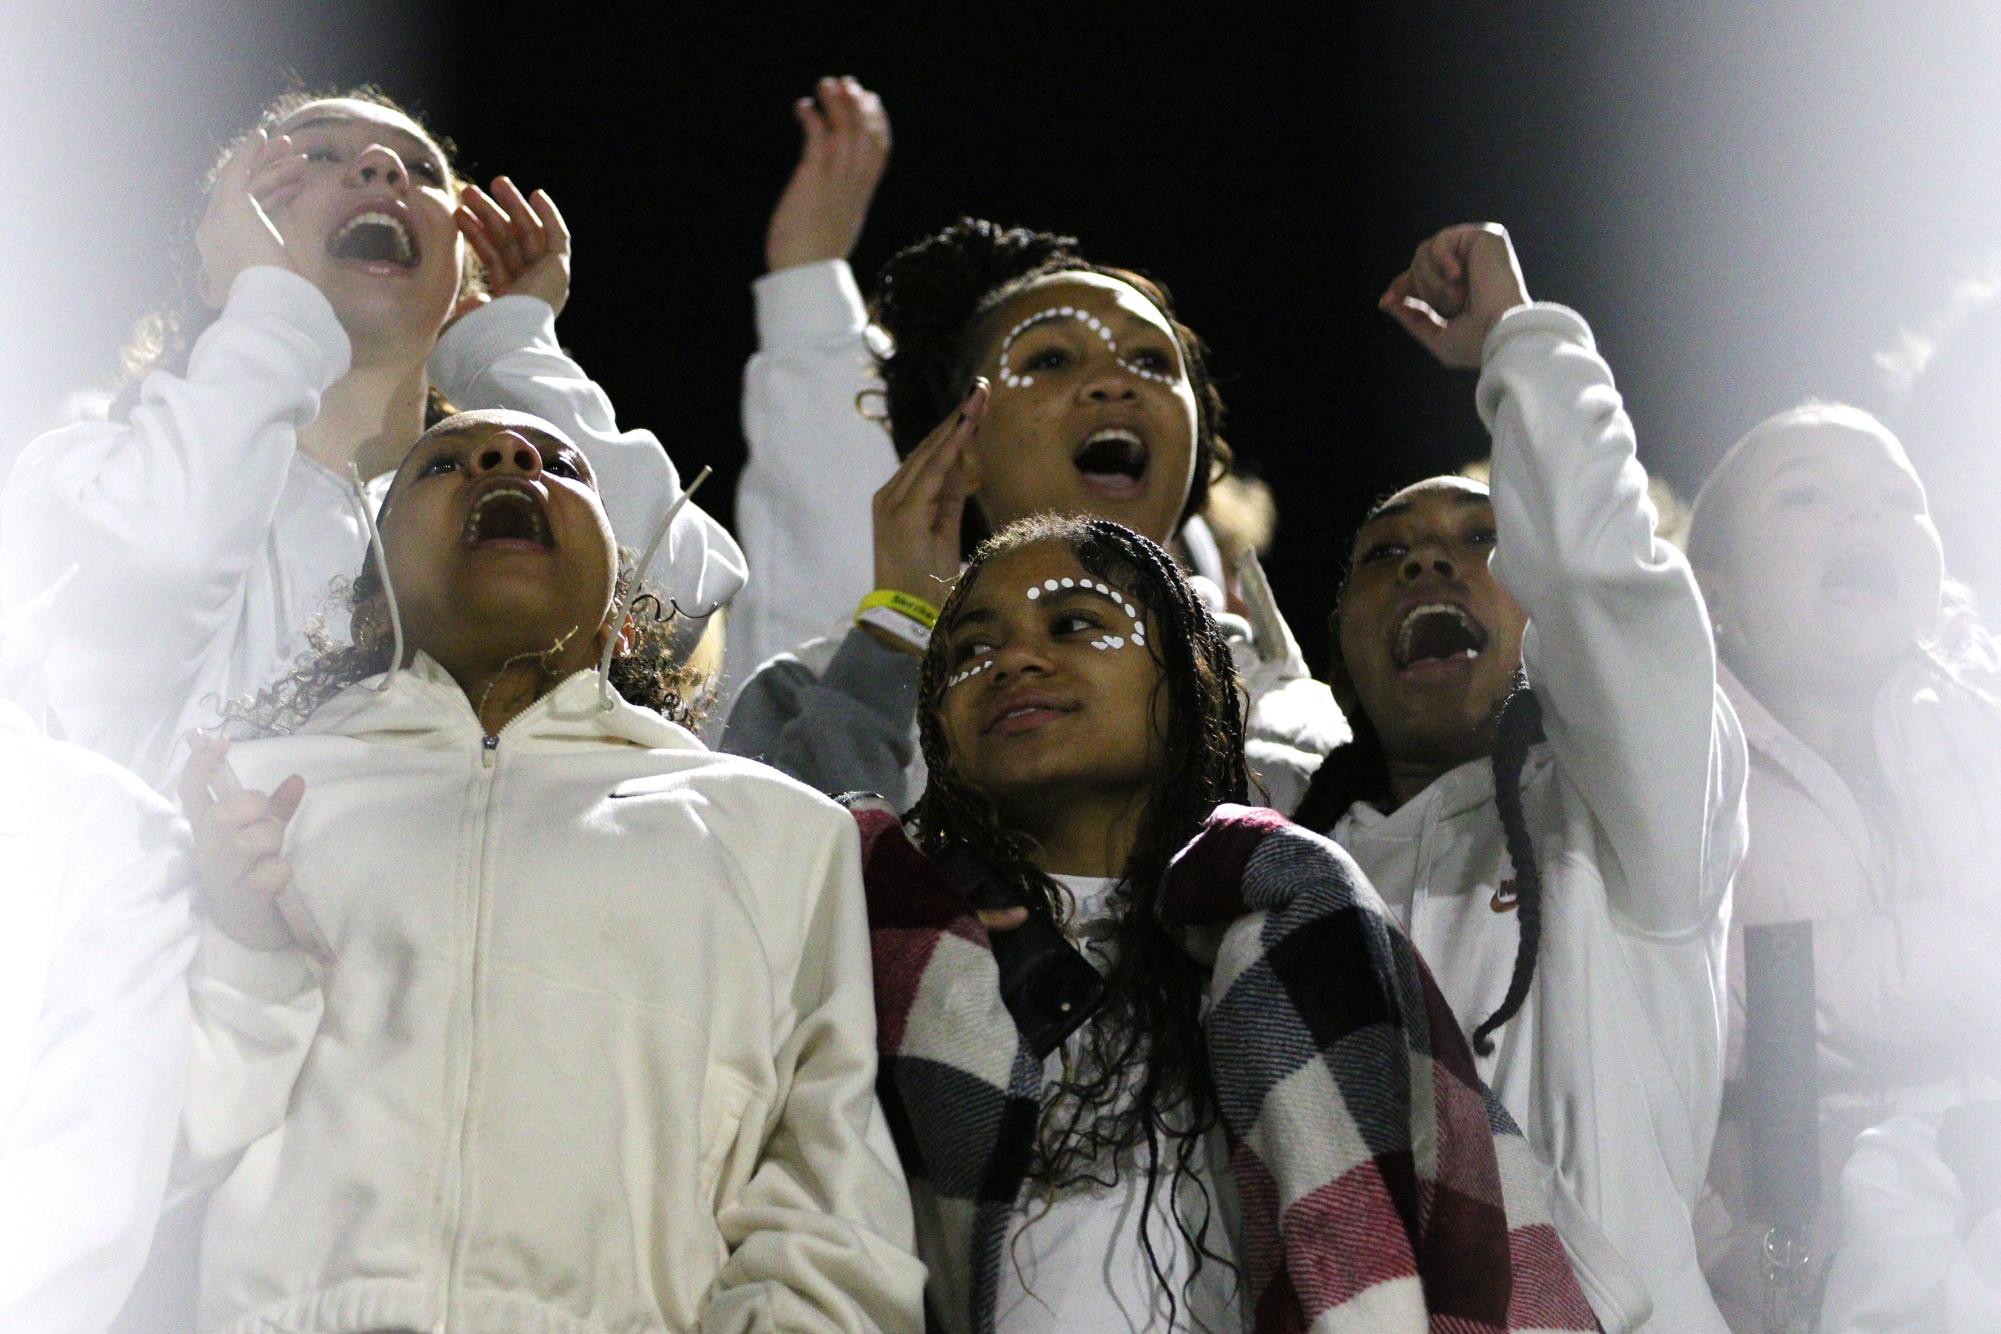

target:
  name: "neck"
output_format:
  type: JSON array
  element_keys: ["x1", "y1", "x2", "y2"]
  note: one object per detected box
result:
[
  {"x1": 297, "y1": 342, "x2": 432, "y2": 480},
  {"x1": 1752, "y1": 670, "x2": 1885, "y2": 778},
  {"x1": 1010, "y1": 789, "x2": 1147, "y2": 879},
  {"x1": 1386, "y1": 756, "x2": 1456, "y2": 809},
  {"x1": 438, "y1": 627, "x2": 598, "y2": 737}
]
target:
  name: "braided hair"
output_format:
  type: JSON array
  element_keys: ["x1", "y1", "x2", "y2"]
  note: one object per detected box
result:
[
  {"x1": 909, "y1": 514, "x2": 1247, "y2": 1312},
  {"x1": 870, "y1": 218, "x2": 1232, "y2": 554},
  {"x1": 1471, "y1": 677, "x2": 1546, "y2": 1054}
]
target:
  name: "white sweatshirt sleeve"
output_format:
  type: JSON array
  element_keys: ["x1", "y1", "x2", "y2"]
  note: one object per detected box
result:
[
  {"x1": 1478, "y1": 304, "x2": 1747, "y2": 938},
  {"x1": 0, "y1": 267, "x2": 349, "y2": 712},
  {"x1": 429, "y1": 295, "x2": 748, "y2": 629},
  {"x1": 0, "y1": 752, "x2": 196, "y2": 1333},
  {"x1": 702, "y1": 811, "x2": 923, "y2": 1333},
  {"x1": 174, "y1": 927, "x2": 323, "y2": 1204},
  {"x1": 726, "y1": 261, "x2": 899, "y2": 687}
]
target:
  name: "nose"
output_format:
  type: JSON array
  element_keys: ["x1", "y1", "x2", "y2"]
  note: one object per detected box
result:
[
  {"x1": 1400, "y1": 543, "x2": 1457, "y2": 582},
  {"x1": 347, "y1": 144, "x2": 408, "y2": 191},
  {"x1": 1079, "y1": 356, "x2": 1140, "y2": 405},
  {"x1": 469, "y1": 430, "x2": 543, "y2": 479},
  {"x1": 989, "y1": 636, "x2": 1053, "y2": 682}
]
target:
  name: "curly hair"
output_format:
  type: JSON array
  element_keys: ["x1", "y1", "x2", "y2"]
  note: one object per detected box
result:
[
  {"x1": 906, "y1": 514, "x2": 1248, "y2": 1313},
  {"x1": 113, "y1": 83, "x2": 480, "y2": 424},
  {"x1": 223, "y1": 548, "x2": 706, "y2": 737},
  {"x1": 869, "y1": 218, "x2": 1233, "y2": 555}
]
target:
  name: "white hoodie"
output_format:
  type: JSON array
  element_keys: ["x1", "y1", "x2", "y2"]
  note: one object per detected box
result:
[
  {"x1": 184, "y1": 660, "x2": 923, "y2": 1333},
  {"x1": 1329, "y1": 305, "x2": 1747, "y2": 1332},
  {"x1": 0, "y1": 267, "x2": 747, "y2": 788},
  {"x1": 0, "y1": 702, "x2": 195, "y2": 1331}
]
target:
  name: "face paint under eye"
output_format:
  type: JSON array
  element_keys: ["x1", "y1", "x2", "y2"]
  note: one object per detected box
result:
[
  {"x1": 945, "y1": 657, "x2": 995, "y2": 689},
  {"x1": 1024, "y1": 577, "x2": 1147, "y2": 651},
  {"x1": 992, "y1": 305, "x2": 1180, "y2": 391}
]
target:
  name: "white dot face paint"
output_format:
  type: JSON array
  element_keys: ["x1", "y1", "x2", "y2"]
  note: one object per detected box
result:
[
  {"x1": 947, "y1": 568, "x2": 1153, "y2": 690},
  {"x1": 992, "y1": 302, "x2": 1182, "y2": 393}
]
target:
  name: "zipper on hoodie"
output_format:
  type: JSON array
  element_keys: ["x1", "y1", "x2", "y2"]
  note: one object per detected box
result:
[{"x1": 439, "y1": 711, "x2": 535, "y2": 1325}]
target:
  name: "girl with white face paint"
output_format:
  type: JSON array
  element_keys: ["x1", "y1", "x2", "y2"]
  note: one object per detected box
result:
[
  {"x1": 855, "y1": 513, "x2": 1596, "y2": 1332},
  {"x1": 725, "y1": 200, "x2": 1344, "y2": 814},
  {"x1": 0, "y1": 86, "x2": 743, "y2": 788},
  {"x1": 1687, "y1": 404, "x2": 2001, "y2": 1328}
]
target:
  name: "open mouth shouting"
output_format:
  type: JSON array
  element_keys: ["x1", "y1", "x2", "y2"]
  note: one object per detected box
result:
[
  {"x1": 1392, "y1": 602, "x2": 1489, "y2": 679},
  {"x1": 327, "y1": 203, "x2": 421, "y2": 271},
  {"x1": 1073, "y1": 427, "x2": 1149, "y2": 501},
  {"x1": 462, "y1": 478, "x2": 554, "y2": 552},
  {"x1": 982, "y1": 688, "x2": 1076, "y2": 737},
  {"x1": 1820, "y1": 546, "x2": 1899, "y2": 599}
]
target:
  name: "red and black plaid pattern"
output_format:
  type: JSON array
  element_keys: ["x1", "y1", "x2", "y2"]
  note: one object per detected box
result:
[
  {"x1": 856, "y1": 805, "x2": 1598, "y2": 1333},
  {"x1": 1160, "y1": 805, "x2": 1598, "y2": 1331}
]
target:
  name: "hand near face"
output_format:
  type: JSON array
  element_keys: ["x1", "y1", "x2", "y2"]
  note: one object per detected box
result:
[
  {"x1": 179, "y1": 737, "x2": 308, "y2": 952},
  {"x1": 1379, "y1": 223, "x2": 1531, "y2": 369},
  {"x1": 455, "y1": 178, "x2": 572, "y2": 320},
  {"x1": 765, "y1": 75, "x2": 892, "y2": 273},
  {"x1": 869, "y1": 381, "x2": 987, "y2": 627},
  {"x1": 195, "y1": 128, "x2": 307, "y2": 307}
]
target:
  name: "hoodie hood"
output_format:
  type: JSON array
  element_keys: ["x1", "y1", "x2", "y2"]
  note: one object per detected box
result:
[{"x1": 298, "y1": 651, "x2": 699, "y2": 755}]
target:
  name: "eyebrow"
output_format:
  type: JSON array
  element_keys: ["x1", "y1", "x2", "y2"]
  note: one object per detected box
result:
[
  {"x1": 1363, "y1": 490, "x2": 1491, "y2": 525},
  {"x1": 948, "y1": 583, "x2": 1128, "y2": 633}
]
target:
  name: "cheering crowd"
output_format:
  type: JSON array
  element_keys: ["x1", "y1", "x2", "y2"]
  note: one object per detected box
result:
[{"x1": 3, "y1": 75, "x2": 1998, "y2": 1333}]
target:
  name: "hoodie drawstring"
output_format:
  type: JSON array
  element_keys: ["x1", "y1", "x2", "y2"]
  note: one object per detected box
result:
[
  {"x1": 347, "y1": 463, "x2": 406, "y2": 695},
  {"x1": 597, "y1": 467, "x2": 712, "y2": 710}
]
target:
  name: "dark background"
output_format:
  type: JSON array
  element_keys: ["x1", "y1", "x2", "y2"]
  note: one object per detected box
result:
[{"x1": 9, "y1": 1, "x2": 2001, "y2": 667}]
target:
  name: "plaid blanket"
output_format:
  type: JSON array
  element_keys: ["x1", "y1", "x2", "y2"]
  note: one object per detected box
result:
[{"x1": 857, "y1": 802, "x2": 1598, "y2": 1333}]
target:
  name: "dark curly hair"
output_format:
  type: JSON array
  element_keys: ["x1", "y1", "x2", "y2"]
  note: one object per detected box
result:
[
  {"x1": 907, "y1": 514, "x2": 1248, "y2": 1315},
  {"x1": 870, "y1": 218, "x2": 1232, "y2": 555},
  {"x1": 113, "y1": 83, "x2": 479, "y2": 424},
  {"x1": 1293, "y1": 496, "x2": 1547, "y2": 1055},
  {"x1": 223, "y1": 547, "x2": 705, "y2": 737}
]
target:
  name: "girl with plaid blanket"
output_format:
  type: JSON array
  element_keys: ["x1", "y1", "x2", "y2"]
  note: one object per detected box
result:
[{"x1": 864, "y1": 513, "x2": 1596, "y2": 1332}]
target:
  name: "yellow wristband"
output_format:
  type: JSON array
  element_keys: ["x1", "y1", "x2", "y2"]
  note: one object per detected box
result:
[{"x1": 857, "y1": 588, "x2": 940, "y2": 630}]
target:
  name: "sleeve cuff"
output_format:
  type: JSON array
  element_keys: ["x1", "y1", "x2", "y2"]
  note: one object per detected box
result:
[
  {"x1": 221, "y1": 267, "x2": 353, "y2": 389},
  {"x1": 820, "y1": 626, "x2": 921, "y2": 722},
  {"x1": 1475, "y1": 301, "x2": 1599, "y2": 428},
  {"x1": 428, "y1": 293, "x2": 560, "y2": 397},
  {"x1": 196, "y1": 920, "x2": 318, "y2": 1000},
  {"x1": 753, "y1": 260, "x2": 869, "y2": 346}
]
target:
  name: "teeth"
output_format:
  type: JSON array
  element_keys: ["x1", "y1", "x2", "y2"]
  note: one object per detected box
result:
[
  {"x1": 1084, "y1": 427, "x2": 1142, "y2": 449},
  {"x1": 462, "y1": 484, "x2": 546, "y2": 544},
  {"x1": 1395, "y1": 603, "x2": 1480, "y2": 664},
  {"x1": 332, "y1": 210, "x2": 415, "y2": 263}
]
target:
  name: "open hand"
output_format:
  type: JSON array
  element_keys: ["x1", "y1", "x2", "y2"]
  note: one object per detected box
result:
[
  {"x1": 455, "y1": 177, "x2": 572, "y2": 320},
  {"x1": 179, "y1": 737, "x2": 308, "y2": 952},
  {"x1": 1379, "y1": 223, "x2": 1531, "y2": 369},
  {"x1": 868, "y1": 380, "x2": 987, "y2": 637},
  {"x1": 766, "y1": 75, "x2": 892, "y2": 273},
  {"x1": 195, "y1": 128, "x2": 306, "y2": 308}
]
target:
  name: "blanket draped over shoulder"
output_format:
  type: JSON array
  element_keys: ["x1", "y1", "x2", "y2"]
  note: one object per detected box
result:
[{"x1": 856, "y1": 802, "x2": 1598, "y2": 1333}]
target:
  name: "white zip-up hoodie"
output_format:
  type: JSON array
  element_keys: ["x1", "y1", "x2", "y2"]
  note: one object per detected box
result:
[
  {"x1": 0, "y1": 267, "x2": 746, "y2": 788},
  {"x1": 184, "y1": 659, "x2": 923, "y2": 1333},
  {"x1": 0, "y1": 702, "x2": 195, "y2": 1332},
  {"x1": 1330, "y1": 305, "x2": 1747, "y2": 1332}
]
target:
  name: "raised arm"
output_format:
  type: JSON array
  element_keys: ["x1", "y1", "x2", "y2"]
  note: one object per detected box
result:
[
  {"x1": 730, "y1": 77, "x2": 899, "y2": 684},
  {"x1": 431, "y1": 180, "x2": 746, "y2": 632},
  {"x1": 1385, "y1": 224, "x2": 1746, "y2": 937},
  {"x1": 702, "y1": 807, "x2": 923, "y2": 1332}
]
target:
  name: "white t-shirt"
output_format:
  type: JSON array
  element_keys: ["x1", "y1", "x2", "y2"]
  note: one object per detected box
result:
[{"x1": 993, "y1": 875, "x2": 1240, "y2": 1332}]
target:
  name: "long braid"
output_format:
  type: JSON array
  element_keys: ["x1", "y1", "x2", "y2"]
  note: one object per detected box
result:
[{"x1": 1471, "y1": 677, "x2": 1547, "y2": 1055}]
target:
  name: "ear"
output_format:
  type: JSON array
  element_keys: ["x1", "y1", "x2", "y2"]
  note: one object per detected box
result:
[
  {"x1": 350, "y1": 593, "x2": 390, "y2": 653},
  {"x1": 1322, "y1": 606, "x2": 1363, "y2": 717}
]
